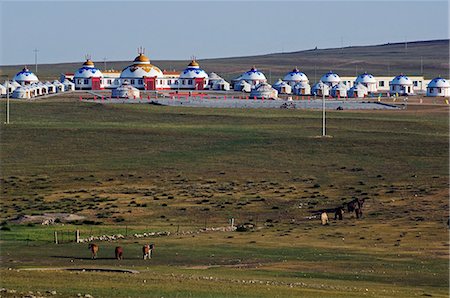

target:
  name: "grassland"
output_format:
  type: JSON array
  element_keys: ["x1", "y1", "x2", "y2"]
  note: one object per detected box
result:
[{"x1": 0, "y1": 95, "x2": 448, "y2": 297}]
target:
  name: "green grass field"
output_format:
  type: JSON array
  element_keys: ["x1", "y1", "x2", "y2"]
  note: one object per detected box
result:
[{"x1": 0, "y1": 96, "x2": 448, "y2": 297}]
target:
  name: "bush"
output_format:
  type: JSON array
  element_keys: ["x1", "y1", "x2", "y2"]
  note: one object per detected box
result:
[{"x1": 0, "y1": 226, "x2": 11, "y2": 231}]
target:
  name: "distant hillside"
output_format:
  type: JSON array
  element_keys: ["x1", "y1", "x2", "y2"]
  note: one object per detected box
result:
[{"x1": 1, "y1": 39, "x2": 448, "y2": 83}]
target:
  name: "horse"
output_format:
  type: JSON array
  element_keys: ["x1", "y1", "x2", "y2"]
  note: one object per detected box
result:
[
  {"x1": 115, "y1": 246, "x2": 123, "y2": 260},
  {"x1": 320, "y1": 212, "x2": 329, "y2": 225},
  {"x1": 346, "y1": 198, "x2": 365, "y2": 219},
  {"x1": 143, "y1": 244, "x2": 150, "y2": 260},
  {"x1": 88, "y1": 243, "x2": 99, "y2": 259},
  {"x1": 334, "y1": 206, "x2": 344, "y2": 220}
]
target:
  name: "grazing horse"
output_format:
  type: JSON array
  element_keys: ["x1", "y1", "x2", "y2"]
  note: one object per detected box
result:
[
  {"x1": 143, "y1": 244, "x2": 150, "y2": 260},
  {"x1": 334, "y1": 206, "x2": 344, "y2": 220},
  {"x1": 347, "y1": 198, "x2": 365, "y2": 219},
  {"x1": 88, "y1": 243, "x2": 99, "y2": 259},
  {"x1": 320, "y1": 212, "x2": 329, "y2": 225},
  {"x1": 115, "y1": 246, "x2": 123, "y2": 260}
]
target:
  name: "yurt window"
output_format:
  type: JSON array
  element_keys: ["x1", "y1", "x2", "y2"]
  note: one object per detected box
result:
[
  {"x1": 188, "y1": 80, "x2": 192, "y2": 84},
  {"x1": 138, "y1": 79, "x2": 143, "y2": 84},
  {"x1": 84, "y1": 79, "x2": 88, "y2": 84},
  {"x1": 438, "y1": 88, "x2": 442, "y2": 93},
  {"x1": 379, "y1": 81, "x2": 385, "y2": 87},
  {"x1": 131, "y1": 79, "x2": 135, "y2": 84}
]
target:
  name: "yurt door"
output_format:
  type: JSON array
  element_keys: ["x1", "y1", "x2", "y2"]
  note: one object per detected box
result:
[
  {"x1": 91, "y1": 78, "x2": 101, "y2": 90},
  {"x1": 144, "y1": 77, "x2": 155, "y2": 90},
  {"x1": 195, "y1": 78, "x2": 204, "y2": 90}
]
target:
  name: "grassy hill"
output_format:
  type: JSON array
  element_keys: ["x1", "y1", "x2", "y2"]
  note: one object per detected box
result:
[{"x1": 1, "y1": 39, "x2": 449, "y2": 83}]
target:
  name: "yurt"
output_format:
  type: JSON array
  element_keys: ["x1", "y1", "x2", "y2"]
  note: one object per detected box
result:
[
  {"x1": 34, "y1": 83, "x2": 48, "y2": 96},
  {"x1": 249, "y1": 82, "x2": 278, "y2": 99},
  {"x1": 311, "y1": 81, "x2": 330, "y2": 96},
  {"x1": 236, "y1": 67, "x2": 267, "y2": 86},
  {"x1": 63, "y1": 80, "x2": 75, "y2": 91},
  {"x1": 120, "y1": 50, "x2": 163, "y2": 90},
  {"x1": 0, "y1": 84, "x2": 6, "y2": 96},
  {"x1": 74, "y1": 57, "x2": 104, "y2": 90},
  {"x1": 347, "y1": 83, "x2": 368, "y2": 98},
  {"x1": 273, "y1": 79, "x2": 292, "y2": 94},
  {"x1": 320, "y1": 71, "x2": 341, "y2": 87},
  {"x1": 13, "y1": 67, "x2": 39, "y2": 85},
  {"x1": 234, "y1": 79, "x2": 252, "y2": 92},
  {"x1": 330, "y1": 82, "x2": 348, "y2": 98},
  {"x1": 5, "y1": 81, "x2": 20, "y2": 94},
  {"x1": 293, "y1": 81, "x2": 311, "y2": 95},
  {"x1": 208, "y1": 72, "x2": 222, "y2": 89},
  {"x1": 211, "y1": 79, "x2": 230, "y2": 91},
  {"x1": 111, "y1": 81, "x2": 140, "y2": 98},
  {"x1": 426, "y1": 77, "x2": 450, "y2": 97},
  {"x1": 355, "y1": 72, "x2": 377, "y2": 93},
  {"x1": 45, "y1": 81, "x2": 57, "y2": 94},
  {"x1": 52, "y1": 80, "x2": 65, "y2": 93},
  {"x1": 178, "y1": 59, "x2": 209, "y2": 90},
  {"x1": 283, "y1": 67, "x2": 309, "y2": 87},
  {"x1": 12, "y1": 86, "x2": 31, "y2": 99},
  {"x1": 389, "y1": 74, "x2": 414, "y2": 95}
]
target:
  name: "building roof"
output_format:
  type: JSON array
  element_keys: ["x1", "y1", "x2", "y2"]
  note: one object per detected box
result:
[
  {"x1": 240, "y1": 67, "x2": 267, "y2": 81},
  {"x1": 390, "y1": 74, "x2": 413, "y2": 85},
  {"x1": 121, "y1": 52, "x2": 163, "y2": 79},
  {"x1": 179, "y1": 60, "x2": 208, "y2": 79},
  {"x1": 355, "y1": 72, "x2": 376, "y2": 84},
  {"x1": 13, "y1": 67, "x2": 39, "y2": 83},
  {"x1": 427, "y1": 77, "x2": 450, "y2": 88},
  {"x1": 320, "y1": 71, "x2": 340, "y2": 83},
  {"x1": 283, "y1": 68, "x2": 309, "y2": 82},
  {"x1": 74, "y1": 59, "x2": 103, "y2": 79}
]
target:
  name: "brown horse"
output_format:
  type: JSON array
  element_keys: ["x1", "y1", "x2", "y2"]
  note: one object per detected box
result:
[
  {"x1": 88, "y1": 243, "x2": 99, "y2": 259},
  {"x1": 143, "y1": 244, "x2": 150, "y2": 260},
  {"x1": 115, "y1": 246, "x2": 123, "y2": 260}
]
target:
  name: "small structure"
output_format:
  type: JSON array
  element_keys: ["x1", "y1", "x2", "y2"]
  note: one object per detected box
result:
[
  {"x1": 211, "y1": 79, "x2": 230, "y2": 91},
  {"x1": 5, "y1": 81, "x2": 20, "y2": 94},
  {"x1": 330, "y1": 82, "x2": 348, "y2": 98},
  {"x1": 12, "y1": 86, "x2": 31, "y2": 99},
  {"x1": 347, "y1": 83, "x2": 368, "y2": 98},
  {"x1": 234, "y1": 67, "x2": 267, "y2": 86},
  {"x1": 293, "y1": 81, "x2": 311, "y2": 95},
  {"x1": 355, "y1": 72, "x2": 377, "y2": 93},
  {"x1": 426, "y1": 77, "x2": 450, "y2": 97},
  {"x1": 120, "y1": 50, "x2": 163, "y2": 90},
  {"x1": 13, "y1": 67, "x2": 39, "y2": 85},
  {"x1": 283, "y1": 67, "x2": 309, "y2": 87},
  {"x1": 63, "y1": 80, "x2": 75, "y2": 91},
  {"x1": 52, "y1": 80, "x2": 65, "y2": 93},
  {"x1": 311, "y1": 81, "x2": 330, "y2": 96},
  {"x1": 178, "y1": 59, "x2": 209, "y2": 90},
  {"x1": 320, "y1": 71, "x2": 341, "y2": 87},
  {"x1": 234, "y1": 79, "x2": 252, "y2": 92},
  {"x1": 390, "y1": 74, "x2": 414, "y2": 95},
  {"x1": 111, "y1": 81, "x2": 140, "y2": 98},
  {"x1": 0, "y1": 84, "x2": 6, "y2": 96},
  {"x1": 249, "y1": 82, "x2": 278, "y2": 99},
  {"x1": 45, "y1": 81, "x2": 57, "y2": 94},
  {"x1": 74, "y1": 56, "x2": 104, "y2": 90},
  {"x1": 272, "y1": 79, "x2": 292, "y2": 94}
]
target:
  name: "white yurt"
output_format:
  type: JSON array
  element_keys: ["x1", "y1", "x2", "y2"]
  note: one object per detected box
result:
[
  {"x1": 120, "y1": 51, "x2": 163, "y2": 90},
  {"x1": 320, "y1": 71, "x2": 341, "y2": 87},
  {"x1": 111, "y1": 81, "x2": 140, "y2": 98},
  {"x1": 249, "y1": 82, "x2": 278, "y2": 99},
  {"x1": 52, "y1": 80, "x2": 65, "y2": 93},
  {"x1": 178, "y1": 59, "x2": 209, "y2": 89},
  {"x1": 5, "y1": 81, "x2": 20, "y2": 93},
  {"x1": 211, "y1": 79, "x2": 230, "y2": 91},
  {"x1": 347, "y1": 83, "x2": 368, "y2": 98},
  {"x1": 272, "y1": 79, "x2": 292, "y2": 94},
  {"x1": 208, "y1": 72, "x2": 222, "y2": 88},
  {"x1": 330, "y1": 82, "x2": 348, "y2": 98},
  {"x1": 283, "y1": 67, "x2": 309, "y2": 87},
  {"x1": 293, "y1": 81, "x2": 311, "y2": 95},
  {"x1": 63, "y1": 80, "x2": 75, "y2": 91},
  {"x1": 390, "y1": 74, "x2": 414, "y2": 95},
  {"x1": 237, "y1": 67, "x2": 267, "y2": 86},
  {"x1": 426, "y1": 77, "x2": 450, "y2": 97},
  {"x1": 355, "y1": 72, "x2": 377, "y2": 93},
  {"x1": 0, "y1": 84, "x2": 6, "y2": 96},
  {"x1": 74, "y1": 58, "x2": 104, "y2": 90},
  {"x1": 13, "y1": 67, "x2": 39, "y2": 85},
  {"x1": 234, "y1": 79, "x2": 252, "y2": 92},
  {"x1": 311, "y1": 81, "x2": 330, "y2": 96},
  {"x1": 12, "y1": 86, "x2": 31, "y2": 99},
  {"x1": 45, "y1": 81, "x2": 56, "y2": 94}
]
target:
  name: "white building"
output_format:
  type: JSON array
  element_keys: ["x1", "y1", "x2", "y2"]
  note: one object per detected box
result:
[
  {"x1": 390, "y1": 74, "x2": 414, "y2": 95},
  {"x1": 330, "y1": 82, "x2": 348, "y2": 98},
  {"x1": 355, "y1": 72, "x2": 377, "y2": 93},
  {"x1": 272, "y1": 79, "x2": 292, "y2": 94},
  {"x1": 311, "y1": 81, "x2": 330, "y2": 96},
  {"x1": 12, "y1": 86, "x2": 31, "y2": 99},
  {"x1": 249, "y1": 82, "x2": 278, "y2": 99},
  {"x1": 208, "y1": 73, "x2": 230, "y2": 91},
  {"x1": 178, "y1": 60, "x2": 209, "y2": 90},
  {"x1": 234, "y1": 67, "x2": 267, "y2": 86},
  {"x1": 74, "y1": 58, "x2": 104, "y2": 90},
  {"x1": 426, "y1": 77, "x2": 450, "y2": 97},
  {"x1": 63, "y1": 80, "x2": 75, "y2": 91},
  {"x1": 283, "y1": 68, "x2": 309, "y2": 87},
  {"x1": 320, "y1": 71, "x2": 341, "y2": 87},
  {"x1": 347, "y1": 83, "x2": 368, "y2": 98},
  {"x1": 293, "y1": 81, "x2": 311, "y2": 95},
  {"x1": 13, "y1": 67, "x2": 39, "y2": 85},
  {"x1": 52, "y1": 80, "x2": 65, "y2": 93},
  {"x1": 112, "y1": 81, "x2": 140, "y2": 98},
  {"x1": 0, "y1": 84, "x2": 7, "y2": 96},
  {"x1": 234, "y1": 80, "x2": 252, "y2": 92}
]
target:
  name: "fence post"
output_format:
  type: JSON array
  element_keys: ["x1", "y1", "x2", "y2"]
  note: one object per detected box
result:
[
  {"x1": 75, "y1": 230, "x2": 80, "y2": 243},
  {"x1": 54, "y1": 231, "x2": 58, "y2": 244}
]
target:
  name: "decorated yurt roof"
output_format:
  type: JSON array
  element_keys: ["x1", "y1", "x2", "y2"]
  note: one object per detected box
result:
[
  {"x1": 349, "y1": 82, "x2": 368, "y2": 91},
  {"x1": 13, "y1": 67, "x2": 39, "y2": 83},
  {"x1": 390, "y1": 74, "x2": 412, "y2": 85},
  {"x1": 74, "y1": 58, "x2": 103, "y2": 79},
  {"x1": 427, "y1": 77, "x2": 450, "y2": 88},
  {"x1": 283, "y1": 68, "x2": 308, "y2": 82},
  {"x1": 121, "y1": 48, "x2": 163, "y2": 79},
  {"x1": 331, "y1": 82, "x2": 348, "y2": 91},
  {"x1": 355, "y1": 72, "x2": 376, "y2": 84},
  {"x1": 180, "y1": 59, "x2": 208, "y2": 79},
  {"x1": 320, "y1": 71, "x2": 340, "y2": 83},
  {"x1": 240, "y1": 67, "x2": 267, "y2": 81}
]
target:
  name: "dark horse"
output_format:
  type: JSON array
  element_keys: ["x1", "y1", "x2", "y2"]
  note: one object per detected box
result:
[{"x1": 346, "y1": 198, "x2": 365, "y2": 219}]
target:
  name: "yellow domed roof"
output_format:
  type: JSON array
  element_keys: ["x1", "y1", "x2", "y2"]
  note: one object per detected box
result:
[
  {"x1": 83, "y1": 59, "x2": 95, "y2": 67},
  {"x1": 134, "y1": 53, "x2": 150, "y2": 64},
  {"x1": 188, "y1": 60, "x2": 199, "y2": 67}
]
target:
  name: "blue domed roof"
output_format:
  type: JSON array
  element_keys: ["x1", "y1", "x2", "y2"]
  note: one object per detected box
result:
[{"x1": 13, "y1": 67, "x2": 39, "y2": 83}]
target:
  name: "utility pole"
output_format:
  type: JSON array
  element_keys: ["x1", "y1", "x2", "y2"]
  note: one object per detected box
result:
[{"x1": 33, "y1": 48, "x2": 39, "y2": 73}]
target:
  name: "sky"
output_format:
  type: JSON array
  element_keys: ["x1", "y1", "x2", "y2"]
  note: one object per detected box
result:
[{"x1": 0, "y1": 0, "x2": 449, "y2": 65}]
